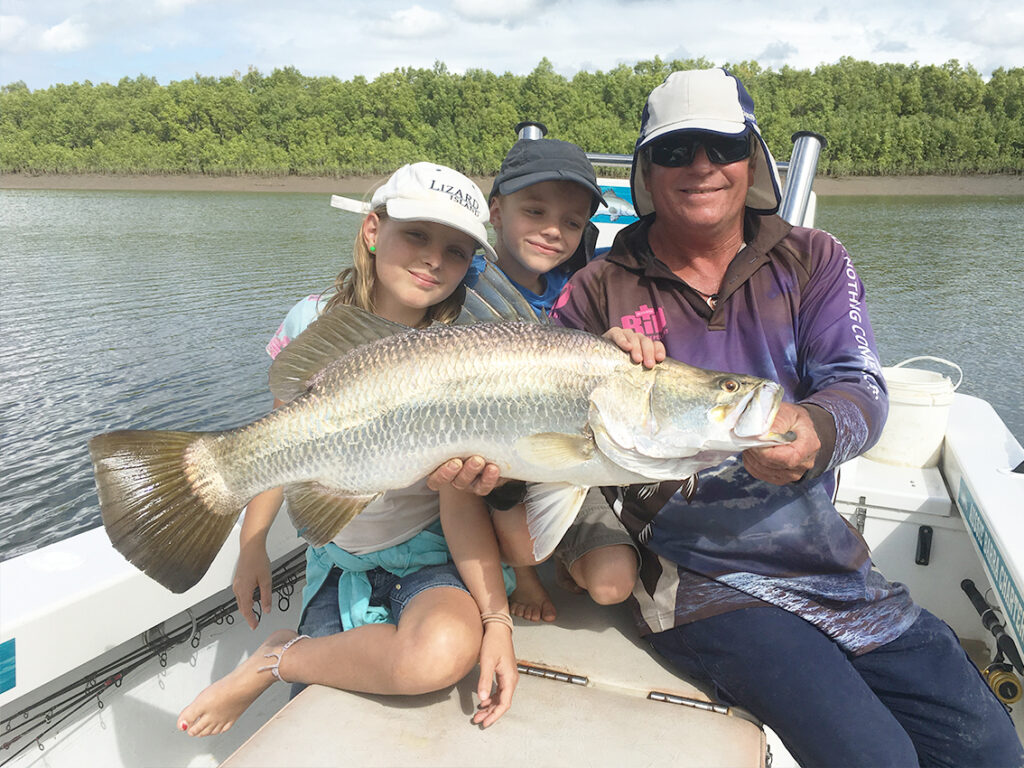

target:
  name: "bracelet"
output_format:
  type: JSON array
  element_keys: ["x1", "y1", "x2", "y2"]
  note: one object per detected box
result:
[{"x1": 480, "y1": 611, "x2": 514, "y2": 631}]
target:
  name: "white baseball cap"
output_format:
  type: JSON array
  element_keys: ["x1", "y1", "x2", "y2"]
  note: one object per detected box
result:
[
  {"x1": 631, "y1": 68, "x2": 782, "y2": 216},
  {"x1": 331, "y1": 162, "x2": 497, "y2": 261}
]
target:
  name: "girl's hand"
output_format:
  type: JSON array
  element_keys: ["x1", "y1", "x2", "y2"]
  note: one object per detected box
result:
[
  {"x1": 427, "y1": 456, "x2": 502, "y2": 496},
  {"x1": 472, "y1": 623, "x2": 518, "y2": 728},
  {"x1": 603, "y1": 327, "x2": 666, "y2": 369},
  {"x1": 233, "y1": 540, "x2": 271, "y2": 629}
]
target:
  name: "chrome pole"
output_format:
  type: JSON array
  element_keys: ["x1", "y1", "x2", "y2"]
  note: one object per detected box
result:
[
  {"x1": 778, "y1": 131, "x2": 827, "y2": 227},
  {"x1": 515, "y1": 121, "x2": 547, "y2": 141}
]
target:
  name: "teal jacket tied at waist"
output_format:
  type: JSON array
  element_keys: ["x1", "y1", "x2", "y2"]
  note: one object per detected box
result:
[{"x1": 302, "y1": 520, "x2": 516, "y2": 630}]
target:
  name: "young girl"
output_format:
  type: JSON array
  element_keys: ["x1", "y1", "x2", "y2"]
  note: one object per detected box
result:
[{"x1": 177, "y1": 162, "x2": 518, "y2": 736}]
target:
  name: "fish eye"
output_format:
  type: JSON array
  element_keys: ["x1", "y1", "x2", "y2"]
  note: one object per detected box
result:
[{"x1": 720, "y1": 378, "x2": 740, "y2": 393}]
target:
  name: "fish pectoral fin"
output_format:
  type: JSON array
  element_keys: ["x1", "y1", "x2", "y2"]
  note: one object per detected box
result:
[
  {"x1": 284, "y1": 482, "x2": 381, "y2": 547},
  {"x1": 514, "y1": 432, "x2": 595, "y2": 469},
  {"x1": 524, "y1": 483, "x2": 589, "y2": 561}
]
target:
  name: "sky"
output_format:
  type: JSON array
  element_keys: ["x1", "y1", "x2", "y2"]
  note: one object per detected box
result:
[{"x1": 1, "y1": 0, "x2": 1022, "y2": 91}]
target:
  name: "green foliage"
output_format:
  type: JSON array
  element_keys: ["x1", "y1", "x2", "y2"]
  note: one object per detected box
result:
[{"x1": 2, "y1": 58, "x2": 1022, "y2": 176}]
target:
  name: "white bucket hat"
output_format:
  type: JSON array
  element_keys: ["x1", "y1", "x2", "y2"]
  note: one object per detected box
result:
[
  {"x1": 631, "y1": 68, "x2": 782, "y2": 217},
  {"x1": 331, "y1": 162, "x2": 497, "y2": 261}
]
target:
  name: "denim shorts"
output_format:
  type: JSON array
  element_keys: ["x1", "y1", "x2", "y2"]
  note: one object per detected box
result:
[
  {"x1": 297, "y1": 562, "x2": 469, "y2": 638},
  {"x1": 289, "y1": 562, "x2": 470, "y2": 699}
]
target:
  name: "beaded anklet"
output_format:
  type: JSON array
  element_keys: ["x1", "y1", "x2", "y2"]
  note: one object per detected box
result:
[{"x1": 258, "y1": 634, "x2": 311, "y2": 683}]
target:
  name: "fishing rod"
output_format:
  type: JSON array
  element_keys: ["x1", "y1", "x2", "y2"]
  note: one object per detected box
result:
[{"x1": 961, "y1": 578, "x2": 1022, "y2": 706}]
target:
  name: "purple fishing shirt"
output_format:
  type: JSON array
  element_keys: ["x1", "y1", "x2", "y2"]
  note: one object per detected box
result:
[{"x1": 550, "y1": 212, "x2": 919, "y2": 654}]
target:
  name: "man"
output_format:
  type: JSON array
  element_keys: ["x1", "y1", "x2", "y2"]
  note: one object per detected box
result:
[{"x1": 545, "y1": 67, "x2": 1022, "y2": 767}]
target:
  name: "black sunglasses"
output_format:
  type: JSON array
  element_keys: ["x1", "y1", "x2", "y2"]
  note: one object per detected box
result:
[{"x1": 648, "y1": 132, "x2": 753, "y2": 167}]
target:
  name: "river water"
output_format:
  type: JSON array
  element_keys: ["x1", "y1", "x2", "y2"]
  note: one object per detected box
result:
[{"x1": 1, "y1": 188, "x2": 1021, "y2": 560}]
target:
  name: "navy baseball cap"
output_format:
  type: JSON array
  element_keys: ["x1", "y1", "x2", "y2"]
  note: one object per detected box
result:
[{"x1": 490, "y1": 138, "x2": 606, "y2": 214}]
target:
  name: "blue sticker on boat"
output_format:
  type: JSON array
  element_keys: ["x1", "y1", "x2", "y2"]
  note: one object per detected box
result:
[
  {"x1": 591, "y1": 185, "x2": 638, "y2": 226},
  {"x1": 958, "y1": 479, "x2": 1024, "y2": 648},
  {"x1": 0, "y1": 638, "x2": 14, "y2": 694}
]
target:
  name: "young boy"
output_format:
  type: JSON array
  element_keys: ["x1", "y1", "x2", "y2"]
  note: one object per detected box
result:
[{"x1": 483, "y1": 138, "x2": 641, "y2": 622}]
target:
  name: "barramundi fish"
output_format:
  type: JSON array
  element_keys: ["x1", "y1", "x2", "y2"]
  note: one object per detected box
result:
[{"x1": 90, "y1": 282, "x2": 793, "y2": 593}]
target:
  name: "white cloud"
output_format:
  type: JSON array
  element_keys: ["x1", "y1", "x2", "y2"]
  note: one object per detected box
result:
[
  {"x1": 873, "y1": 38, "x2": 911, "y2": 54},
  {"x1": 943, "y1": 6, "x2": 1024, "y2": 48},
  {"x1": 4, "y1": 15, "x2": 89, "y2": 53},
  {"x1": 758, "y1": 42, "x2": 798, "y2": 64},
  {"x1": 372, "y1": 5, "x2": 446, "y2": 39},
  {"x1": 39, "y1": 18, "x2": 88, "y2": 51},
  {"x1": 155, "y1": 0, "x2": 205, "y2": 13},
  {"x1": 450, "y1": 0, "x2": 546, "y2": 26},
  {"x1": 0, "y1": 15, "x2": 29, "y2": 47}
]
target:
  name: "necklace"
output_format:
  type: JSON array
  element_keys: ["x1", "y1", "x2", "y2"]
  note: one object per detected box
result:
[{"x1": 690, "y1": 285, "x2": 719, "y2": 309}]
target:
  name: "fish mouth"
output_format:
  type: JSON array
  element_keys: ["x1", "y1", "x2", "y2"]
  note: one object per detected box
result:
[{"x1": 731, "y1": 382, "x2": 784, "y2": 440}]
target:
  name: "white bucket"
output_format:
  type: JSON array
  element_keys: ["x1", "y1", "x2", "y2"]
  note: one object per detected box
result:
[{"x1": 864, "y1": 356, "x2": 963, "y2": 468}]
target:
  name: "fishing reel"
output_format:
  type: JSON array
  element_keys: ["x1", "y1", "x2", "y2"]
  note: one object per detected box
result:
[{"x1": 983, "y1": 662, "x2": 1022, "y2": 706}]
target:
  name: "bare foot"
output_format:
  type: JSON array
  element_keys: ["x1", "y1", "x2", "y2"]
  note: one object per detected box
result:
[
  {"x1": 555, "y1": 558, "x2": 585, "y2": 595},
  {"x1": 177, "y1": 629, "x2": 299, "y2": 737},
  {"x1": 509, "y1": 566, "x2": 557, "y2": 622}
]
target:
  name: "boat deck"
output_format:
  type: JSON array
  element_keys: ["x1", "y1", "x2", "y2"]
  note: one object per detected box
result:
[{"x1": 222, "y1": 567, "x2": 766, "y2": 767}]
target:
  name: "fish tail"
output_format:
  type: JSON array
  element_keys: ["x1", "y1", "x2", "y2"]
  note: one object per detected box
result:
[{"x1": 89, "y1": 429, "x2": 245, "y2": 593}]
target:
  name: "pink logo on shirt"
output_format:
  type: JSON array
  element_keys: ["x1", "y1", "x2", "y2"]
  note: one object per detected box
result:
[
  {"x1": 620, "y1": 304, "x2": 666, "y2": 339},
  {"x1": 266, "y1": 334, "x2": 290, "y2": 360},
  {"x1": 551, "y1": 283, "x2": 572, "y2": 314}
]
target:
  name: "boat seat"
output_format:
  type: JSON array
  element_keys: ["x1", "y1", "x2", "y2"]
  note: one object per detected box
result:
[{"x1": 223, "y1": 565, "x2": 765, "y2": 767}]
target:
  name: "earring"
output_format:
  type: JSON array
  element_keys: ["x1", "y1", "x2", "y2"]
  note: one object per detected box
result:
[{"x1": 368, "y1": 244, "x2": 376, "y2": 253}]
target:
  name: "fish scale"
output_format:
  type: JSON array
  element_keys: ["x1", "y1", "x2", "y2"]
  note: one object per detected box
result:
[{"x1": 216, "y1": 323, "x2": 626, "y2": 497}]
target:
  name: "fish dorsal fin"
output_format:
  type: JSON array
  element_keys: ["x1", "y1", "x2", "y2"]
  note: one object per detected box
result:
[
  {"x1": 524, "y1": 483, "x2": 589, "y2": 561},
  {"x1": 269, "y1": 303, "x2": 409, "y2": 402},
  {"x1": 284, "y1": 481, "x2": 382, "y2": 547},
  {"x1": 457, "y1": 259, "x2": 542, "y2": 325}
]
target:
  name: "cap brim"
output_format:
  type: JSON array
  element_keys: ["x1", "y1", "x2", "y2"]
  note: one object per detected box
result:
[
  {"x1": 330, "y1": 194, "x2": 372, "y2": 214},
  {"x1": 635, "y1": 119, "x2": 748, "y2": 151},
  {"x1": 386, "y1": 198, "x2": 497, "y2": 262},
  {"x1": 495, "y1": 170, "x2": 607, "y2": 210}
]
